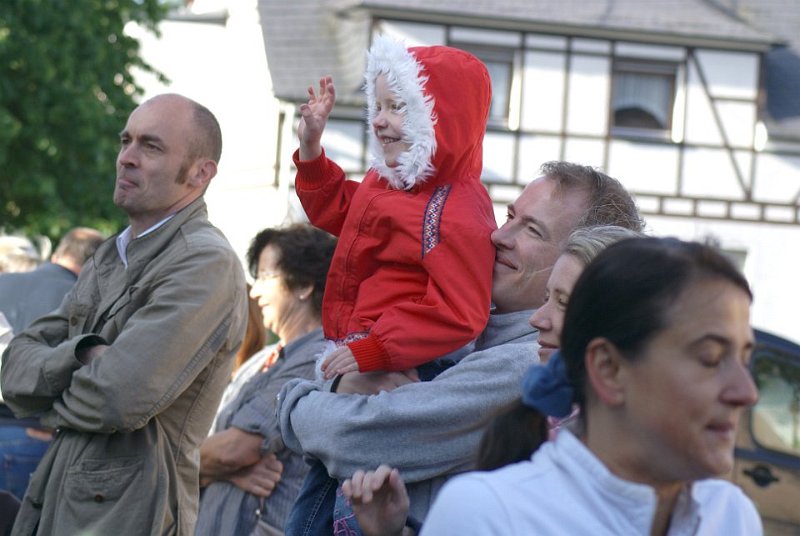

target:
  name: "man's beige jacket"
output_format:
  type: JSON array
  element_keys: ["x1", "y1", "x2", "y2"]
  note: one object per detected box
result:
[{"x1": 2, "y1": 197, "x2": 247, "y2": 536}]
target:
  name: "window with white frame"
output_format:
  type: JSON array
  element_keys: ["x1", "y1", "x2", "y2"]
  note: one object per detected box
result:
[
  {"x1": 611, "y1": 59, "x2": 677, "y2": 132},
  {"x1": 455, "y1": 45, "x2": 515, "y2": 124}
]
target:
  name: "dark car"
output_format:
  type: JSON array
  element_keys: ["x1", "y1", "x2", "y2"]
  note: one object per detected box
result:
[{"x1": 730, "y1": 329, "x2": 800, "y2": 535}]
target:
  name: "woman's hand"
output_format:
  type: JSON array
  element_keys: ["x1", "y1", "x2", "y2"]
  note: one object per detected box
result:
[
  {"x1": 298, "y1": 76, "x2": 336, "y2": 161},
  {"x1": 342, "y1": 465, "x2": 411, "y2": 536}
]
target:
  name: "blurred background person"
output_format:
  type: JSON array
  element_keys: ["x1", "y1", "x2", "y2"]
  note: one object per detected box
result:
[
  {"x1": 0, "y1": 227, "x2": 104, "y2": 335},
  {"x1": 0, "y1": 226, "x2": 104, "y2": 501},
  {"x1": 196, "y1": 224, "x2": 336, "y2": 536},
  {"x1": 0, "y1": 236, "x2": 40, "y2": 274}
]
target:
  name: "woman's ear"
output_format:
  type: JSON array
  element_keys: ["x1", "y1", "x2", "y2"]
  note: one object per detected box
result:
[
  {"x1": 585, "y1": 337, "x2": 626, "y2": 407},
  {"x1": 297, "y1": 284, "x2": 314, "y2": 302}
]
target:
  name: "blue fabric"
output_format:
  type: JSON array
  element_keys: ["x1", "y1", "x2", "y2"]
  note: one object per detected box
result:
[
  {"x1": 196, "y1": 330, "x2": 325, "y2": 535},
  {"x1": 0, "y1": 425, "x2": 51, "y2": 500},
  {"x1": 520, "y1": 351, "x2": 574, "y2": 418},
  {"x1": 405, "y1": 515, "x2": 422, "y2": 533},
  {"x1": 333, "y1": 485, "x2": 362, "y2": 536},
  {"x1": 0, "y1": 262, "x2": 76, "y2": 335},
  {"x1": 415, "y1": 358, "x2": 456, "y2": 382},
  {"x1": 284, "y1": 460, "x2": 336, "y2": 536}
]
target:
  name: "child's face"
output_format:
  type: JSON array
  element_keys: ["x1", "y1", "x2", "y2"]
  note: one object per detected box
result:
[{"x1": 372, "y1": 73, "x2": 410, "y2": 168}]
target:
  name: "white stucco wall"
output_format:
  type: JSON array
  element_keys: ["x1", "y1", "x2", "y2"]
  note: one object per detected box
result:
[{"x1": 645, "y1": 216, "x2": 800, "y2": 344}]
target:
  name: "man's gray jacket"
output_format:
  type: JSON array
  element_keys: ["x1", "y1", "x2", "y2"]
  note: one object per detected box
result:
[{"x1": 278, "y1": 309, "x2": 539, "y2": 521}]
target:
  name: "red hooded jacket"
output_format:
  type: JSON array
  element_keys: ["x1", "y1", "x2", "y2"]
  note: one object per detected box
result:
[{"x1": 294, "y1": 36, "x2": 496, "y2": 372}]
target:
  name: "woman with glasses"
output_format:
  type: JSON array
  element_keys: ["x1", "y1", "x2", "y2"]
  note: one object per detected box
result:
[{"x1": 195, "y1": 224, "x2": 336, "y2": 536}]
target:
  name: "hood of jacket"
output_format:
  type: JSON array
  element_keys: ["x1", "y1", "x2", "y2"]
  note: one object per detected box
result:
[{"x1": 364, "y1": 35, "x2": 492, "y2": 190}]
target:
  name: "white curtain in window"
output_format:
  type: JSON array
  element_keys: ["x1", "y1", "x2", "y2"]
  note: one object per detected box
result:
[{"x1": 612, "y1": 72, "x2": 671, "y2": 128}]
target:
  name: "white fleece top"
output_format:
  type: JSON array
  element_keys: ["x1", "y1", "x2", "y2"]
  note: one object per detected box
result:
[{"x1": 422, "y1": 430, "x2": 762, "y2": 535}]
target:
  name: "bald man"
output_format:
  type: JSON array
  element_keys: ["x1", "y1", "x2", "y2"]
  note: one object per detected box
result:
[{"x1": 2, "y1": 94, "x2": 247, "y2": 536}]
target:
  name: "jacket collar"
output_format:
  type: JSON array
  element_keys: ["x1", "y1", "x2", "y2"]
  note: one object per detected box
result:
[
  {"x1": 550, "y1": 430, "x2": 702, "y2": 534},
  {"x1": 476, "y1": 309, "x2": 537, "y2": 351},
  {"x1": 95, "y1": 196, "x2": 208, "y2": 281}
]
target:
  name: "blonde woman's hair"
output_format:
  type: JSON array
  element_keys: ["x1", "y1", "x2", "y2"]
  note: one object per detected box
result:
[{"x1": 563, "y1": 225, "x2": 644, "y2": 267}]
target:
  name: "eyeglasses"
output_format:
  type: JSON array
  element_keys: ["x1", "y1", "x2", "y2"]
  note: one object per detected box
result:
[{"x1": 255, "y1": 271, "x2": 280, "y2": 283}]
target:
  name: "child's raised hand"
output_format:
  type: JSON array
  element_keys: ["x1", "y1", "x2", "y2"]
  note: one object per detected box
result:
[
  {"x1": 298, "y1": 76, "x2": 336, "y2": 161},
  {"x1": 342, "y1": 465, "x2": 410, "y2": 536},
  {"x1": 321, "y1": 345, "x2": 359, "y2": 380}
]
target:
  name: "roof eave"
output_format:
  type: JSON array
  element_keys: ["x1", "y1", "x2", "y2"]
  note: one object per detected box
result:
[{"x1": 361, "y1": 5, "x2": 775, "y2": 53}]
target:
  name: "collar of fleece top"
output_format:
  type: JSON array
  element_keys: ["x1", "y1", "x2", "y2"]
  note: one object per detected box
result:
[{"x1": 364, "y1": 35, "x2": 493, "y2": 190}]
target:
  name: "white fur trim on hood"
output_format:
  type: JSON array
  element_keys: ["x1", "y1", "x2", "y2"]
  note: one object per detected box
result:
[{"x1": 364, "y1": 35, "x2": 437, "y2": 190}]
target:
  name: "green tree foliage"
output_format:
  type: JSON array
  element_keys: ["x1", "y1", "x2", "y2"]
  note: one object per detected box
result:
[{"x1": 0, "y1": 0, "x2": 168, "y2": 241}]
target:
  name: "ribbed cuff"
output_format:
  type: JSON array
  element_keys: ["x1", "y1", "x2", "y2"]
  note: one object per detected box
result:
[
  {"x1": 348, "y1": 334, "x2": 390, "y2": 372},
  {"x1": 293, "y1": 148, "x2": 330, "y2": 189}
]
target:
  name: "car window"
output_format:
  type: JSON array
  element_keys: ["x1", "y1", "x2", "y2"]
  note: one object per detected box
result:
[{"x1": 751, "y1": 350, "x2": 800, "y2": 456}]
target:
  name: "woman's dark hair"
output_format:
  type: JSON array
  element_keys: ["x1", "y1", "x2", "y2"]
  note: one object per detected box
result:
[
  {"x1": 246, "y1": 223, "x2": 337, "y2": 316},
  {"x1": 476, "y1": 399, "x2": 547, "y2": 471},
  {"x1": 561, "y1": 237, "x2": 752, "y2": 412}
]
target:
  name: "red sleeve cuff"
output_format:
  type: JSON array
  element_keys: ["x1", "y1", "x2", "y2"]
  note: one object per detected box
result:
[
  {"x1": 348, "y1": 334, "x2": 390, "y2": 373},
  {"x1": 293, "y1": 148, "x2": 330, "y2": 189}
]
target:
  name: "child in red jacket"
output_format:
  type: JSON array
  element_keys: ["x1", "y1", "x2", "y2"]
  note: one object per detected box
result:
[{"x1": 295, "y1": 35, "x2": 496, "y2": 381}]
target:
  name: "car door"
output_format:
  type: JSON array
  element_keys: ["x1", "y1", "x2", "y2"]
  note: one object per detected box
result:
[{"x1": 732, "y1": 330, "x2": 800, "y2": 535}]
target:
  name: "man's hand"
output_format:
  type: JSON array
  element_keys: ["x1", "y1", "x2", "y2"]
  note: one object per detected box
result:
[
  {"x1": 298, "y1": 75, "x2": 336, "y2": 161},
  {"x1": 76, "y1": 343, "x2": 109, "y2": 365},
  {"x1": 335, "y1": 370, "x2": 419, "y2": 395},
  {"x1": 321, "y1": 346, "x2": 359, "y2": 379},
  {"x1": 342, "y1": 465, "x2": 410, "y2": 536},
  {"x1": 200, "y1": 427, "x2": 263, "y2": 479},
  {"x1": 25, "y1": 427, "x2": 54, "y2": 442},
  {"x1": 227, "y1": 453, "x2": 283, "y2": 497}
]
